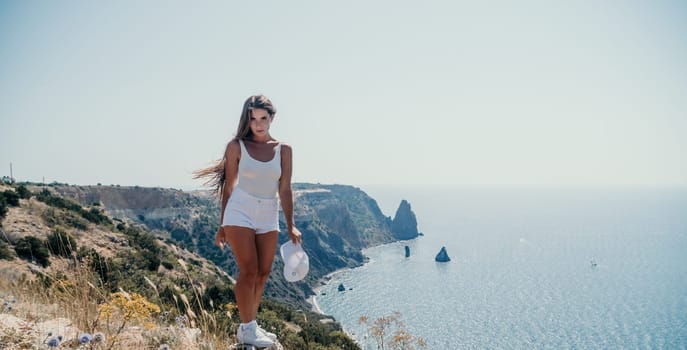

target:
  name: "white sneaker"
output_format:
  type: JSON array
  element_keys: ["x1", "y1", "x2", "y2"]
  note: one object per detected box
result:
[
  {"x1": 237, "y1": 322, "x2": 274, "y2": 348},
  {"x1": 257, "y1": 324, "x2": 277, "y2": 341}
]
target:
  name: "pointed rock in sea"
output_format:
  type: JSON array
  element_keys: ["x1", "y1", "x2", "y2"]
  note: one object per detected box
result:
[{"x1": 435, "y1": 246, "x2": 451, "y2": 262}]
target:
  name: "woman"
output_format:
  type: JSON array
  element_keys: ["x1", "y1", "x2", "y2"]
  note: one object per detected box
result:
[{"x1": 195, "y1": 94, "x2": 302, "y2": 347}]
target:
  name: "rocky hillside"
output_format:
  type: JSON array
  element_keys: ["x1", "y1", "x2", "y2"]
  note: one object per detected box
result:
[
  {"x1": 48, "y1": 183, "x2": 418, "y2": 308},
  {"x1": 0, "y1": 184, "x2": 359, "y2": 349}
]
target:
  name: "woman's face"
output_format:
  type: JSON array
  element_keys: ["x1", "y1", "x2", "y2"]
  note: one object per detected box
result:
[{"x1": 249, "y1": 108, "x2": 273, "y2": 138}]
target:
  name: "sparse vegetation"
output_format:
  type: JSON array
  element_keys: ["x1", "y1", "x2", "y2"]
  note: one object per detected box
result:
[
  {"x1": 359, "y1": 312, "x2": 427, "y2": 350},
  {"x1": 35, "y1": 188, "x2": 112, "y2": 226},
  {"x1": 0, "y1": 198, "x2": 7, "y2": 222},
  {"x1": 46, "y1": 228, "x2": 78, "y2": 257},
  {"x1": 1, "y1": 190, "x2": 19, "y2": 206},
  {"x1": 14, "y1": 235, "x2": 50, "y2": 267},
  {"x1": 0, "y1": 188, "x2": 22, "y2": 222},
  {"x1": 0, "y1": 240, "x2": 13, "y2": 260},
  {"x1": 16, "y1": 184, "x2": 31, "y2": 199},
  {"x1": 0, "y1": 185, "x2": 410, "y2": 349}
]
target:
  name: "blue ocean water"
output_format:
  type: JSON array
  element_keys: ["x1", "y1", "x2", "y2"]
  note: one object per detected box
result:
[{"x1": 315, "y1": 186, "x2": 687, "y2": 349}]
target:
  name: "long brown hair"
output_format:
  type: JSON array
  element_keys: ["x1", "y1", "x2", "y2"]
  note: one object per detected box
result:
[{"x1": 193, "y1": 95, "x2": 277, "y2": 195}]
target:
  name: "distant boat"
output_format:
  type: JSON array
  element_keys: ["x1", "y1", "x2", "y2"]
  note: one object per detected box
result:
[{"x1": 590, "y1": 259, "x2": 597, "y2": 268}]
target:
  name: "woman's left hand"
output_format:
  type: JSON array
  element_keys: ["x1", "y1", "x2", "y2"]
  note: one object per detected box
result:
[{"x1": 288, "y1": 226, "x2": 302, "y2": 245}]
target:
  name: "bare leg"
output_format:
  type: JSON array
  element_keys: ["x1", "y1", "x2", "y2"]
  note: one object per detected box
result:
[
  {"x1": 252, "y1": 231, "x2": 279, "y2": 316},
  {"x1": 224, "y1": 226, "x2": 259, "y2": 323}
]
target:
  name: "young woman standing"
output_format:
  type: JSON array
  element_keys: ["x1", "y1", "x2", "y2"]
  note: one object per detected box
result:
[{"x1": 195, "y1": 94, "x2": 302, "y2": 347}]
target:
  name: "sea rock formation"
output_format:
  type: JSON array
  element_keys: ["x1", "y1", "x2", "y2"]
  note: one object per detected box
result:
[
  {"x1": 435, "y1": 246, "x2": 451, "y2": 262},
  {"x1": 391, "y1": 200, "x2": 419, "y2": 240}
]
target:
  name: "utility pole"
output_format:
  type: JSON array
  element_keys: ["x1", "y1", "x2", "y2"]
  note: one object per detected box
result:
[{"x1": 9, "y1": 162, "x2": 13, "y2": 183}]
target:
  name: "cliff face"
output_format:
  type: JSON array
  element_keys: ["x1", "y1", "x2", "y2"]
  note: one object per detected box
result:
[
  {"x1": 51, "y1": 185, "x2": 201, "y2": 229},
  {"x1": 50, "y1": 183, "x2": 401, "y2": 307},
  {"x1": 391, "y1": 199, "x2": 419, "y2": 240}
]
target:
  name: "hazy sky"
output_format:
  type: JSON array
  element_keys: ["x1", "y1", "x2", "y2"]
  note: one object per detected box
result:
[{"x1": 1, "y1": 1, "x2": 686, "y2": 189}]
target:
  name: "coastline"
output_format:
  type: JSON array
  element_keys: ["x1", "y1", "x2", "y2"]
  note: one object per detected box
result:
[
  {"x1": 306, "y1": 287, "x2": 324, "y2": 314},
  {"x1": 305, "y1": 240, "x2": 413, "y2": 315},
  {"x1": 306, "y1": 266, "x2": 358, "y2": 315}
]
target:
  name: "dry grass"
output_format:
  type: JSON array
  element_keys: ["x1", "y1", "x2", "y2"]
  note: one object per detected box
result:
[
  {"x1": 0, "y1": 188, "x2": 281, "y2": 349},
  {"x1": 0, "y1": 254, "x2": 239, "y2": 350}
]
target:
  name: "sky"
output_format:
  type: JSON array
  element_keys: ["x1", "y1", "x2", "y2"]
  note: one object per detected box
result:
[{"x1": 1, "y1": 0, "x2": 686, "y2": 189}]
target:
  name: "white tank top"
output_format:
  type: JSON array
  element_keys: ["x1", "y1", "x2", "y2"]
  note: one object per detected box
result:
[{"x1": 236, "y1": 139, "x2": 282, "y2": 199}]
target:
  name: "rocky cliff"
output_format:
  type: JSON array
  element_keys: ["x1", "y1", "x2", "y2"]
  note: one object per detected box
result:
[
  {"x1": 50, "y1": 183, "x2": 409, "y2": 308},
  {"x1": 391, "y1": 199, "x2": 419, "y2": 240}
]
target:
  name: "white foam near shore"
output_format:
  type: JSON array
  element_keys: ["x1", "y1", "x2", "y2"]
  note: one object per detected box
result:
[{"x1": 306, "y1": 294, "x2": 324, "y2": 314}]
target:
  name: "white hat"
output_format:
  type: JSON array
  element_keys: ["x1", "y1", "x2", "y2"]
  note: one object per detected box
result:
[{"x1": 280, "y1": 241, "x2": 309, "y2": 282}]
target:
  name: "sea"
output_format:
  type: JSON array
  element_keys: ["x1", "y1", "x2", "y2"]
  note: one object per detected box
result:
[{"x1": 314, "y1": 185, "x2": 687, "y2": 349}]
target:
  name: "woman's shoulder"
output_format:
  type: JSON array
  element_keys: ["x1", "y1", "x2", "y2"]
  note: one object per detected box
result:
[
  {"x1": 225, "y1": 139, "x2": 242, "y2": 157},
  {"x1": 278, "y1": 142, "x2": 292, "y2": 153}
]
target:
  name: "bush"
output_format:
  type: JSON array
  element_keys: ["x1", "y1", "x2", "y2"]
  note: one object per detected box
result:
[
  {"x1": 46, "y1": 228, "x2": 77, "y2": 257},
  {"x1": 1, "y1": 190, "x2": 20, "y2": 206},
  {"x1": 14, "y1": 236, "x2": 50, "y2": 267},
  {"x1": 0, "y1": 197, "x2": 7, "y2": 221},
  {"x1": 81, "y1": 207, "x2": 110, "y2": 225},
  {"x1": 141, "y1": 250, "x2": 161, "y2": 271},
  {"x1": 280, "y1": 331, "x2": 308, "y2": 350},
  {"x1": 161, "y1": 260, "x2": 175, "y2": 270},
  {"x1": 78, "y1": 247, "x2": 110, "y2": 283},
  {"x1": 16, "y1": 185, "x2": 31, "y2": 199},
  {"x1": 35, "y1": 189, "x2": 112, "y2": 225}
]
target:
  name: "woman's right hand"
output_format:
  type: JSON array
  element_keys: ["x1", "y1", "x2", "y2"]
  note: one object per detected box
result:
[
  {"x1": 287, "y1": 226, "x2": 303, "y2": 245},
  {"x1": 215, "y1": 228, "x2": 226, "y2": 250}
]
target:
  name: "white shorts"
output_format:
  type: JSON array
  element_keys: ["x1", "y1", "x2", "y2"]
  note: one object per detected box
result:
[{"x1": 221, "y1": 187, "x2": 279, "y2": 234}]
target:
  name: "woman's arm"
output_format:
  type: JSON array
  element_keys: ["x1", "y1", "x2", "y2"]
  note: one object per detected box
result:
[{"x1": 279, "y1": 144, "x2": 302, "y2": 244}]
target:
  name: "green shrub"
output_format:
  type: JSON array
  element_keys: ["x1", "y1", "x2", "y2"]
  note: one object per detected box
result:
[
  {"x1": 141, "y1": 250, "x2": 160, "y2": 271},
  {"x1": 161, "y1": 260, "x2": 175, "y2": 270},
  {"x1": 81, "y1": 207, "x2": 111, "y2": 225},
  {"x1": 35, "y1": 189, "x2": 111, "y2": 225},
  {"x1": 280, "y1": 332, "x2": 307, "y2": 350},
  {"x1": 326, "y1": 331, "x2": 359, "y2": 349},
  {"x1": 16, "y1": 185, "x2": 31, "y2": 199},
  {"x1": 78, "y1": 247, "x2": 110, "y2": 284},
  {"x1": 41, "y1": 208, "x2": 89, "y2": 230},
  {"x1": 14, "y1": 236, "x2": 50, "y2": 267},
  {"x1": 0, "y1": 197, "x2": 7, "y2": 221},
  {"x1": 46, "y1": 228, "x2": 77, "y2": 257},
  {"x1": 202, "y1": 284, "x2": 235, "y2": 309},
  {"x1": 1, "y1": 190, "x2": 20, "y2": 206}
]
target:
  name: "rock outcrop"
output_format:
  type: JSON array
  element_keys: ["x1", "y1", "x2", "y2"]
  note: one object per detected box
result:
[
  {"x1": 391, "y1": 200, "x2": 419, "y2": 240},
  {"x1": 435, "y1": 246, "x2": 451, "y2": 262}
]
